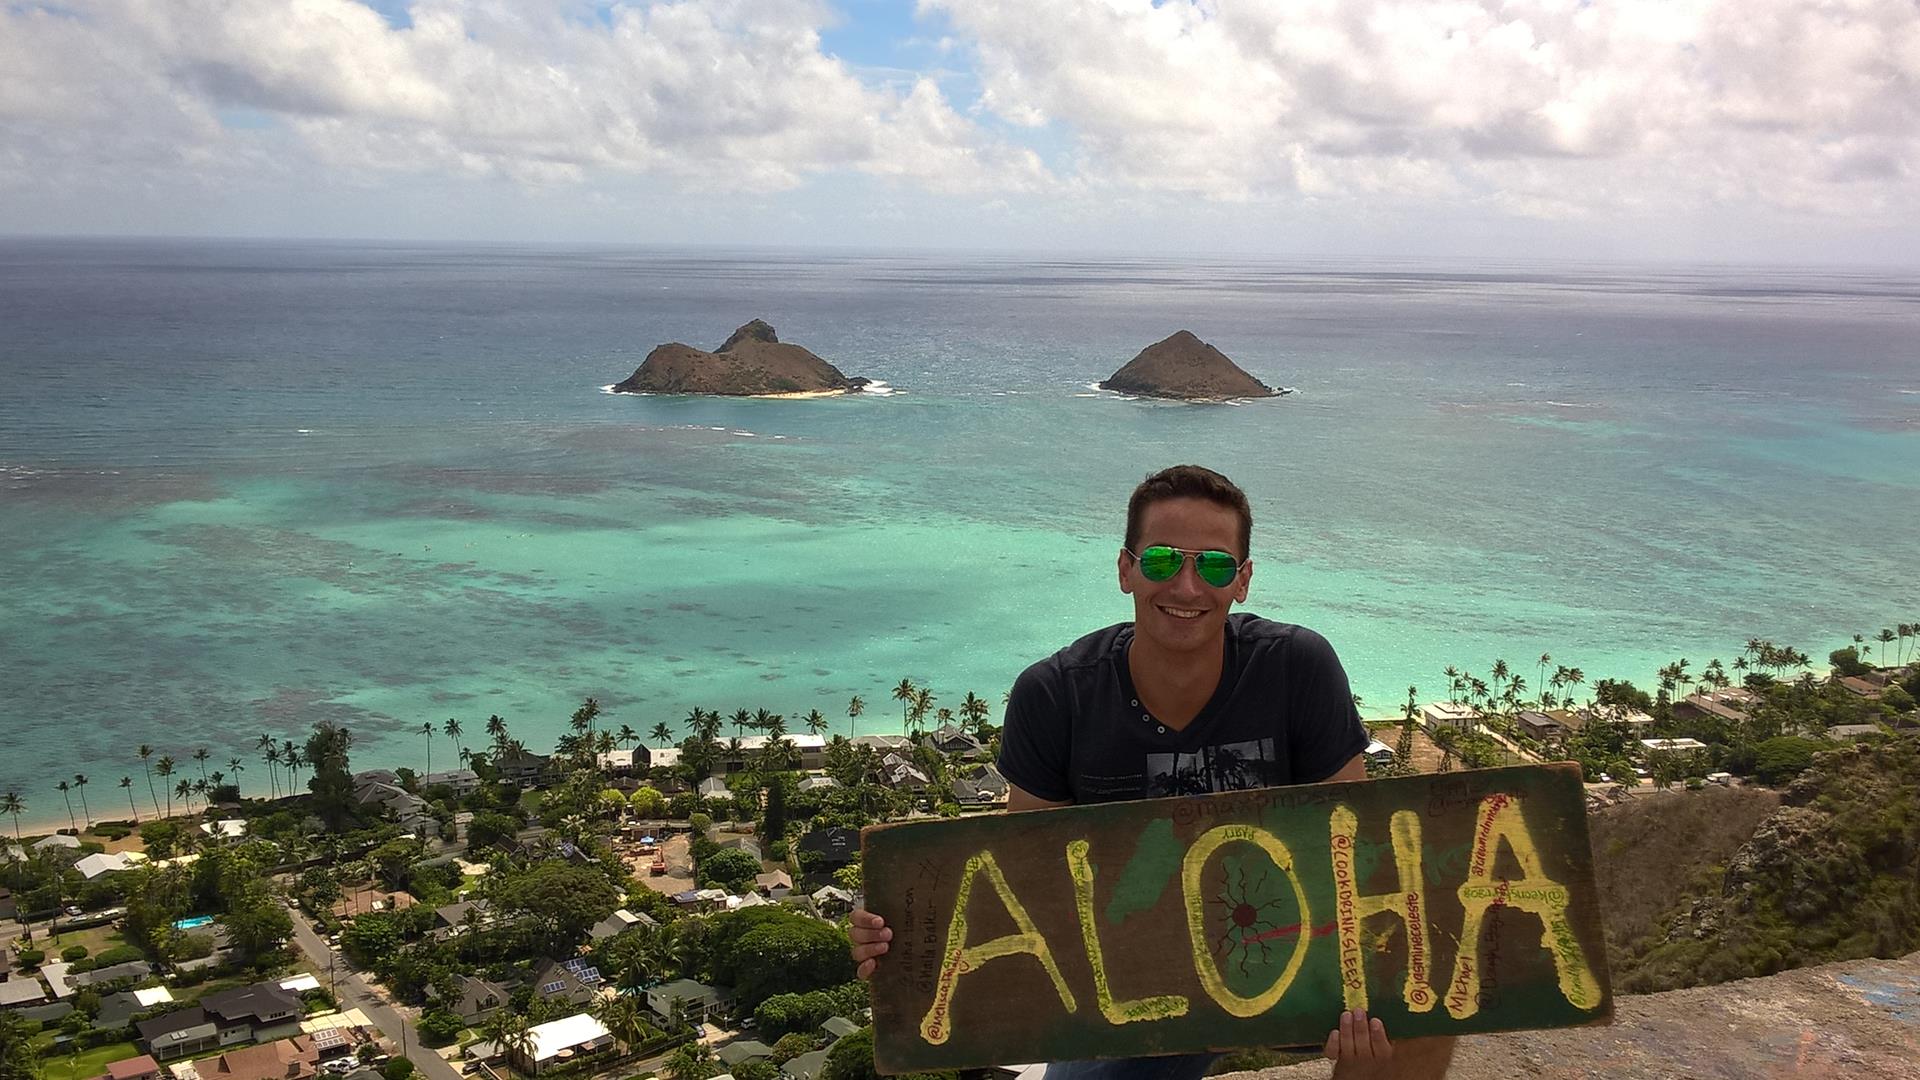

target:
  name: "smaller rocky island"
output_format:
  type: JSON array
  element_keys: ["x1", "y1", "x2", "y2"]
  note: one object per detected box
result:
[
  {"x1": 1099, "y1": 330, "x2": 1285, "y2": 401},
  {"x1": 611, "y1": 319, "x2": 871, "y2": 397}
]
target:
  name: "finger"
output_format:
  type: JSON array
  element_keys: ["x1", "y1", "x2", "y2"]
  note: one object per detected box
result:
[
  {"x1": 857, "y1": 958, "x2": 875, "y2": 981},
  {"x1": 852, "y1": 909, "x2": 886, "y2": 928},
  {"x1": 1339, "y1": 1010, "x2": 1357, "y2": 1058},
  {"x1": 1368, "y1": 1017, "x2": 1392, "y2": 1060},
  {"x1": 1321, "y1": 1028, "x2": 1340, "y2": 1061},
  {"x1": 851, "y1": 924, "x2": 892, "y2": 945},
  {"x1": 850, "y1": 941, "x2": 889, "y2": 964}
]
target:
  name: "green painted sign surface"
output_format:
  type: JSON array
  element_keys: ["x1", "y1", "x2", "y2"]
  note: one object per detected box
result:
[{"x1": 862, "y1": 764, "x2": 1611, "y2": 1073}]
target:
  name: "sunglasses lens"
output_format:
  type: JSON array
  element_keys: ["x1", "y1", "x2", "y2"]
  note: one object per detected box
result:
[
  {"x1": 1136, "y1": 546, "x2": 1182, "y2": 581},
  {"x1": 1195, "y1": 551, "x2": 1239, "y2": 587}
]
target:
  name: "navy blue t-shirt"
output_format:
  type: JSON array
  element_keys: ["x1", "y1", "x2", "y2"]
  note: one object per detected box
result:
[{"x1": 997, "y1": 613, "x2": 1369, "y2": 804}]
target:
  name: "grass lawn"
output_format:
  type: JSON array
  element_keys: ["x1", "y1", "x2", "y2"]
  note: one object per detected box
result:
[
  {"x1": 32, "y1": 1039, "x2": 140, "y2": 1080},
  {"x1": 41, "y1": 924, "x2": 126, "y2": 959}
]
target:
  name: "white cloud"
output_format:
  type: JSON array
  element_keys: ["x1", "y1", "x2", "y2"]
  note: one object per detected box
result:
[
  {"x1": 0, "y1": 0, "x2": 1050, "y2": 195},
  {"x1": 924, "y1": 0, "x2": 1920, "y2": 219}
]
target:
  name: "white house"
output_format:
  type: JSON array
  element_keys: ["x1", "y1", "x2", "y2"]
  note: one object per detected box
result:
[
  {"x1": 1419, "y1": 702, "x2": 1481, "y2": 733},
  {"x1": 1640, "y1": 738, "x2": 1708, "y2": 753},
  {"x1": 515, "y1": 1014, "x2": 614, "y2": 1076}
]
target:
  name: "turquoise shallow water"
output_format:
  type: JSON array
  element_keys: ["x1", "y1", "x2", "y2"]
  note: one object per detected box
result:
[{"x1": 2, "y1": 240, "x2": 1917, "y2": 823}]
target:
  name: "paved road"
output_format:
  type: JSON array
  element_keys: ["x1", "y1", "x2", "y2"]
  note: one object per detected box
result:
[{"x1": 285, "y1": 904, "x2": 467, "y2": 1080}]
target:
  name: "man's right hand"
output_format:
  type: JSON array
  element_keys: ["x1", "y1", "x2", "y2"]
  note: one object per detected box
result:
[{"x1": 850, "y1": 908, "x2": 891, "y2": 981}]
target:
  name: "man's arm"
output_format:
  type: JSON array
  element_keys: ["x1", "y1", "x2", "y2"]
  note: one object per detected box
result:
[
  {"x1": 1006, "y1": 783, "x2": 1073, "y2": 812},
  {"x1": 1320, "y1": 752, "x2": 1368, "y2": 783}
]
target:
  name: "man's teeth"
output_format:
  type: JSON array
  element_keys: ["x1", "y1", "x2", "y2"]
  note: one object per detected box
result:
[{"x1": 1161, "y1": 607, "x2": 1205, "y2": 619}]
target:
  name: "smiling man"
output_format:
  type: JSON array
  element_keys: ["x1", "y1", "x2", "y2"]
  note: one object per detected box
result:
[{"x1": 852, "y1": 465, "x2": 1453, "y2": 1078}]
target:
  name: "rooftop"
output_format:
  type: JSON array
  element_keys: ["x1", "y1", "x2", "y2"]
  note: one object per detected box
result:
[{"x1": 526, "y1": 1014, "x2": 612, "y2": 1064}]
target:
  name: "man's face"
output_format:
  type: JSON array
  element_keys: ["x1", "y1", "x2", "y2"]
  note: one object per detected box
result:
[{"x1": 1118, "y1": 496, "x2": 1251, "y2": 655}]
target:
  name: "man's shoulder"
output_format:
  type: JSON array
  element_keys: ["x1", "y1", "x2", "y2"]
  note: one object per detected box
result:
[
  {"x1": 1016, "y1": 623, "x2": 1128, "y2": 684},
  {"x1": 1229, "y1": 614, "x2": 1337, "y2": 665}
]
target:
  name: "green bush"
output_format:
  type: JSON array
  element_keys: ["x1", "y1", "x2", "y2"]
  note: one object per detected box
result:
[
  {"x1": 60, "y1": 945, "x2": 90, "y2": 962},
  {"x1": 16, "y1": 949, "x2": 44, "y2": 968},
  {"x1": 92, "y1": 946, "x2": 145, "y2": 968},
  {"x1": 381, "y1": 1057, "x2": 416, "y2": 1080},
  {"x1": 416, "y1": 1010, "x2": 464, "y2": 1047}
]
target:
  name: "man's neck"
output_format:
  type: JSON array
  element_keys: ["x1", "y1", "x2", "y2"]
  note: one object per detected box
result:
[{"x1": 1127, "y1": 631, "x2": 1227, "y2": 732}]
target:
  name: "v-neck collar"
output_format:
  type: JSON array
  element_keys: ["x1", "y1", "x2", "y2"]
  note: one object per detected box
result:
[{"x1": 1115, "y1": 619, "x2": 1239, "y2": 742}]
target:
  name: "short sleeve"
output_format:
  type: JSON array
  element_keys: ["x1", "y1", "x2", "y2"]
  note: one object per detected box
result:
[
  {"x1": 1285, "y1": 628, "x2": 1370, "y2": 783},
  {"x1": 996, "y1": 659, "x2": 1074, "y2": 802}
]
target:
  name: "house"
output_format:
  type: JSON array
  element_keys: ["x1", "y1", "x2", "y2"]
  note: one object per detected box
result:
[
  {"x1": 513, "y1": 1014, "x2": 614, "y2": 1076},
  {"x1": 0, "y1": 978, "x2": 48, "y2": 1010},
  {"x1": 1827, "y1": 724, "x2": 1883, "y2": 741},
  {"x1": 717, "y1": 835, "x2": 762, "y2": 861},
  {"x1": 1361, "y1": 739, "x2": 1396, "y2": 766},
  {"x1": 396, "y1": 809, "x2": 443, "y2": 841},
  {"x1": 1673, "y1": 688, "x2": 1757, "y2": 725},
  {"x1": 1837, "y1": 676, "x2": 1886, "y2": 700},
  {"x1": 418, "y1": 768, "x2": 480, "y2": 796},
  {"x1": 94, "y1": 991, "x2": 157, "y2": 1031},
  {"x1": 595, "y1": 750, "x2": 638, "y2": 776},
  {"x1": 697, "y1": 777, "x2": 733, "y2": 801},
  {"x1": 638, "y1": 745, "x2": 683, "y2": 772},
  {"x1": 198, "y1": 982, "x2": 305, "y2": 1042},
  {"x1": 1515, "y1": 711, "x2": 1564, "y2": 742},
  {"x1": 820, "y1": 1016, "x2": 859, "y2": 1041},
  {"x1": 1582, "y1": 705, "x2": 1655, "y2": 731},
  {"x1": 530, "y1": 958, "x2": 602, "y2": 1009},
  {"x1": 432, "y1": 899, "x2": 493, "y2": 937},
  {"x1": 431, "y1": 976, "x2": 508, "y2": 1024},
  {"x1": 330, "y1": 888, "x2": 415, "y2": 920},
  {"x1": 851, "y1": 735, "x2": 912, "y2": 753},
  {"x1": 810, "y1": 887, "x2": 855, "y2": 919},
  {"x1": 1419, "y1": 702, "x2": 1481, "y2": 733},
  {"x1": 928, "y1": 725, "x2": 987, "y2": 759},
  {"x1": 70, "y1": 960, "x2": 156, "y2": 989},
  {"x1": 782, "y1": 1050, "x2": 830, "y2": 1080},
  {"x1": 136, "y1": 1009, "x2": 222, "y2": 1059},
  {"x1": 796, "y1": 776, "x2": 838, "y2": 793},
  {"x1": 586, "y1": 908, "x2": 658, "y2": 942},
  {"x1": 671, "y1": 889, "x2": 729, "y2": 912},
  {"x1": 645, "y1": 979, "x2": 730, "y2": 1025},
  {"x1": 493, "y1": 747, "x2": 554, "y2": 787},
  {"x1": 718, "y1": 1041, "x2": 775, "y2": 1067},
  {"x1": 39, "y1": 961, "x2": 74, "y2": 999},
  {"x1": 277, "y1": 976, "x2": 320, "y2": 994},
  {"x1": 796, "y1": 828, "x2": 860, "y2": 870},
  {"x1": 879, "y1": 754, "x2": 930, "y2": 790},
  {"x1": 199, "y1": 820, "x2": 248, "y2": 842},
  {"x1": 950, "y1": 764, "x2": 1009, "y2": 805},
  {"x1": 98, "y1": 1055, "x2": 162, "y2": 1080},
  {"x1": 188, "y1": 1035, "x2": 322, "y2": 1080},
  {"x1": 74, "y1": 851, "x2": 145, "y2": 880},
  {"x1": 718, "y1": 735, "x2": 829, "y2": 774},
  {"x1": 1640, "y1": 738, "x2": 1709, "y2": 754},
  {"x1": 753, "y1": 871, "x2": 792, "y2": 898}
]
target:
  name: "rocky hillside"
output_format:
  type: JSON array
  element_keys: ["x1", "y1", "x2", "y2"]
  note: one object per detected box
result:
[
  {"x1": 612, "y1": 319, "x2": 869, "y2": 396},
  {"x1": 1099, "y1": 331, "x2": 1278, "y2": 400},
  {"x1": 1228, "y1": 949, "x2": 1920, "y2": 1079}
]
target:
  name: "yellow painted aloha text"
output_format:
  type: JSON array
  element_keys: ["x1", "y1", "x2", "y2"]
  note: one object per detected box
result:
[
  {"x1": 1328, "y1": 806, "x2": 1437, "y2": 1013},
  {"x1": 919, "y1": 851, "x2": 1078, "y2": 1045},
  {"x1": 1180, "y1": 824, "x2": 1313, "y2": 1017},
  {"x1": 1442, "y1": 794, "x2": 1603, "y2": 1019},
  {"x1": 1067, "y1": 839, "x2": 1192, "y2": 1024}
]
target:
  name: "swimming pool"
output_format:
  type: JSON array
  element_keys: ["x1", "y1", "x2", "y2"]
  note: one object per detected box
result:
[{"x1": 173, "y1": 915, "x2": 213, "y2": 930}]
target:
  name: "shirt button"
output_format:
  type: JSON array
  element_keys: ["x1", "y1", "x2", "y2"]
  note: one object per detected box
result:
[
  {"x1": 1157, "y1": 726, "x2": 1166, "y2": 734},
  {"x1": 1131, "y1": 700, "x2": 1138, "y2": 706}
]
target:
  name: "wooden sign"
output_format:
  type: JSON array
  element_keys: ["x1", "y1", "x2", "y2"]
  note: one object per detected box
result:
[{"x1": 862, "y1": 764, "x2": 1610, "y2": 1073}]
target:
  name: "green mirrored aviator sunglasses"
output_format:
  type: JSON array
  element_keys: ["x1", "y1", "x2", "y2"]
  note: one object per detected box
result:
[{"x1": 1124, "y1": 545, "x2": 1243, "y2": 588}]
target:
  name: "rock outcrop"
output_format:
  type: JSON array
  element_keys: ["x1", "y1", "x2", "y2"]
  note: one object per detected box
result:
[
  {"x1": 1099, "y1": 331, "x2": 1279, "y2": 401},
  {"x1": 611, "y1": 320, "x2": 869, "y2": 397}
]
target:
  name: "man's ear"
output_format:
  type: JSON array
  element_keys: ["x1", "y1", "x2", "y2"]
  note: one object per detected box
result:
[
  {"x1": 1117, "y1": 549, "x2": 1134, "y2": 594},
  {"x1": 1233, "y1": 559, "x2": 1252, "y2": 604}
]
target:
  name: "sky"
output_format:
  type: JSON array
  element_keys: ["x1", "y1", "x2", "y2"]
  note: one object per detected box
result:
[{"x1": 1, "y1": 0, "x2": 1916, "y2": 261}]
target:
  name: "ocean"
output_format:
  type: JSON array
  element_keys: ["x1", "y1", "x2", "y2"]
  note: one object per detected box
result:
[{"x1": 1, "y1": 238, "x2": 1915, "y2": 825}]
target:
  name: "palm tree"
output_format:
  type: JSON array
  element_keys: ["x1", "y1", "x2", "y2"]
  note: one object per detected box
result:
[
  {"x1": 192, "y1": 748, "x2": 211, "y2": 784},
  {"x1": 909, "y1": 687, "x2": 935, "y2": 736},
  {"x1": 2, "y1": 791, "x2": 24, "y2": 841},
  {"x1": 281, "y1": 740, "x2": 302, "y2": 792},
  {"x1": 264, "y1": 744, "x2": 281, "y2": 799},
  {"x1": 1877, "y1": 628, "x2": 1897, "y2": 667},
  {"x1": 617, "y1": 723, "x2": 637, "y2": 750},
  {"x1": 138, "y1": 744, "x2": 160, "y2": 817},
  {"x1": 56, "y1": 780, "x2": 76, "y2": 832},
  {"x1": 118, "y1": 777, "x2": 138, "y2": 822},
  {"x1": 892, "y1": 678, "x2": 916, "y2": 730},
  {"x1": 173, "y1": 779, "x2": 191, "y2": 816},
  {"x1": 650, "y1": 721, "x2": 673, "y2": 746},
  {"x1": 958, "y1": 691, "x2": 990, "y2": 734},
  {"x1": 72, "y1": 775, "x2": 91, "y2": 829},
  {"x1": 156, "y1": 756, "x2": 176, "y2": 816},
  {"x1": 443, "y1": 717, "x2": 465, "y2": 763},
  {"x1": 1535, "y1": 653, "x2": 1552, "y2": 706},
  {"x1": 486, "y1": 714, "x2": 509, "y2": 751},
  {"x1": 729, "y1": 708, "x2": 752, "y2": 740},
  {"x1": 482, "y1": 1011, "x2": 535, "y2": 1068},
  {"x1": 803, "y1": 709, "x2": 828, "y2": 739},
  {"x1": 847, "y1": 695, "x2": 865, "y2": 739},
  {"x1": 420, "y1": 721, "x2": 435, "y2": 774},
  {"x1": 591, "y1": 995, "x2": 650, "y2": 1054},
  {"x1": 227, "y1": 758, "x2": 244, "y2": 797}
]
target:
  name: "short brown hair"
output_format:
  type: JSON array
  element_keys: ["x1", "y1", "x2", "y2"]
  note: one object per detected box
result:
[{"x1": 1124, "y1": 465, "x2": 1253, "y2": 559}]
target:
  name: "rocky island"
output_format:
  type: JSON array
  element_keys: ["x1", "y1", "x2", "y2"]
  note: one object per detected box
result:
[
  {"x1": 611, "y1": 319, "x2": 871, "y2": 397},
  {"x1": 1099, "y1": 330, "x2": 1285, "y2": 401}
]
